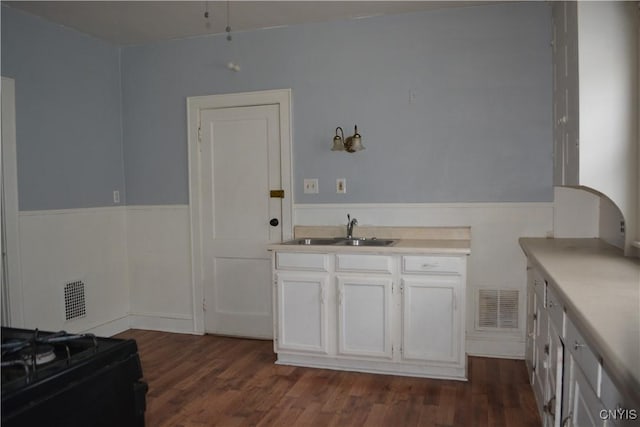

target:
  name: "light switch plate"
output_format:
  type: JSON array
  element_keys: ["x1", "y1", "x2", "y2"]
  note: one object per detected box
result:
[
  {"x1": 336, "y1": 178, "x2": 346, "y2": 194},
  {"x1": 304, "y1": 179, "x2": 318, "y2": 194}
]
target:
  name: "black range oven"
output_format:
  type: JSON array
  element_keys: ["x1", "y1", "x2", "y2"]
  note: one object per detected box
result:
[{"x1": 1, "y1": 327, "x2": 148, "y2": 427}]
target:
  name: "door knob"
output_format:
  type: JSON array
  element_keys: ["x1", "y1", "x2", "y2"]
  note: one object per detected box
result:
[{"x1": 269, "y1": 218, "x2": 279, "y2": 227}]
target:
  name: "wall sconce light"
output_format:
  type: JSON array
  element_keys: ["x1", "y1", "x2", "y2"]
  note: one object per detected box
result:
[{"x1": 331, "y1": 125, "x2": 364, "y2": 153}]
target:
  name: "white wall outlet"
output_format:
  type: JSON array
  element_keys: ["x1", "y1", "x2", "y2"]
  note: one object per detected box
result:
[
  {"x1": 113, "y1": 190, "x2": 120, "y2": 204},
  {"x1": 303, "y1": 179, "x2": 318, "y2": 194},
  {"x1": 336, "y1": 178, "x2": 346, "y2": 194}
]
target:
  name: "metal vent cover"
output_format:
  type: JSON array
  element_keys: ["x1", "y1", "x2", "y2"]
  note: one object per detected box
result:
[
  {"x1": 64, "y1": 281, "x2": 86, "y2": 321},
  {"x1": 477, "y1": 289, "x2": 519, "y2": 330}
]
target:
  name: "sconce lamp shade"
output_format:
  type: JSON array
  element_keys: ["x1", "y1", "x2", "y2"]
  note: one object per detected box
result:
[
  {"x1": 347, "y1": 125, "x2": 364, "y2": 152},
  {"x1": 332, "y1": 125, "x2": 364, "y2": 153}
]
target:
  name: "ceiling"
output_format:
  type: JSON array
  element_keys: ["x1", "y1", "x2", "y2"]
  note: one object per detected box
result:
[{"x1": 3, "y1": 1, "x2": 497, "y2": 46}]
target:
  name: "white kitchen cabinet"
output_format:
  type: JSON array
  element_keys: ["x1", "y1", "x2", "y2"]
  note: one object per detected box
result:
[
  {"x1": 526, "y1": 267, "x2": 564, "y2": 427},
  {"x1": 275, "y1": 272, "x2": 328, "y2": 355},
  {"x1": 401, "y1": 276, "x2": 462, "y2": 364},
  {"x1": 525, "y1": 264, "x2": 639, "y2": 427},
  {"x1": 551, "y1": 1, "x2": 638, "y2": 254},
  {"x1": 336, "y1": 275, "x2": 392, "y2": 359},
  {"x1": 400, "y1": 255, "x2": 466, "y2": 367},
  {"x1": 272, "y1": 250, "x2": 468, "y2": 380}
]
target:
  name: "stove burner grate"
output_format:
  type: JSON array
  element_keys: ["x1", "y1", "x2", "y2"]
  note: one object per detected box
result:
[
  {"x1": 21, "y1": 344, "x2": 56, "y2": 366},
  {"x1": 1, "y1": 329, "x2": 99, "y2": 386}
]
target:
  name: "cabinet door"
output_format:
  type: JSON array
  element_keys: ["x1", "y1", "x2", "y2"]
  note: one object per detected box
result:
[
  {"x1": 401, "y1": 276, "x2": 462, "y2": 364},
  {"x1": 543, "y1": 323, "x2": 563, "y2": 427},
  {"x1": 563, "y1": 354, "x2": 605, "y2": 427},
  {"x1": 276, "y1": 272, "x2": 328, "y2": 354},
  {"x1": 533, "y1": 287, "x2": 547, "y2": 416},
  {"x1": 336, "y1": 275, "x2": 392, "y2": 359},
  {"x1": 525, "y1": 270, "x2": 537, "y2": 379}
]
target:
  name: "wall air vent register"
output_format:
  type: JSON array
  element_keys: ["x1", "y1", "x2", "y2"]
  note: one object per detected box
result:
[
  {"x1": 477, "y1": 289, "x2": 519, "y2": 330},
  {"x1": 64, "y1": 280, "x2": 86, "y2": 321}
]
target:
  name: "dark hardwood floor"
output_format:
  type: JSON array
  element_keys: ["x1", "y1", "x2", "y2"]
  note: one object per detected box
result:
[{"x1": 115, "y1": 329, "x2": 541, "y2": 427}]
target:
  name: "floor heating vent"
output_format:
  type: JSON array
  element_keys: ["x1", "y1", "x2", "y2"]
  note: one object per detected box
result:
[
  {"x1": 64, "y1": 281, "x2": 87, "y2": 321},
  {"x1": 477, "y1": 289, "x2": 519, "y2": 330}
]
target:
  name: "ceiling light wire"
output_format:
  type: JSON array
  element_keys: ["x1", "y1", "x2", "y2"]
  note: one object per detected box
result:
[
  {"x1": 203, "y1": 1, "x2": 211, "y2": 29},
  {"x1": 225, "y1": 0, "x2": 239, "y2": 71},
  {"x1": 226, "y1": 0, "x2": 232, "y2": 41}
]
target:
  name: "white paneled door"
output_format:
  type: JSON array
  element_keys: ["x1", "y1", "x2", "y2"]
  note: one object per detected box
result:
[{"x1": 200, "y1": 104, "x2": 282, "y2": 338}]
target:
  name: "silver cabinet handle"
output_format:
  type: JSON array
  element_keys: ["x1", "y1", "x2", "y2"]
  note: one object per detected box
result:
[{"x1": 574, "y1": 341, "x2": 586, "y2": 351}]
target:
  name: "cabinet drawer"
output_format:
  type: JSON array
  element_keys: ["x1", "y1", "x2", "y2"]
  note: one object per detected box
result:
[
  {"x1": 276, "y1": 252, "x2": 328, "y2": 271},
  {"x1": 335, "y1": 254, "x2": 392, "y2": 274},
  {"x1": 566, "y1": 316, "x2": 600, "y2": 393},
  {"x1": 546, "y1": 285, "x2": 564, "y2": 334},
  {"x1": 402, "y1": 255, "x2": 462, "y2": 274}
]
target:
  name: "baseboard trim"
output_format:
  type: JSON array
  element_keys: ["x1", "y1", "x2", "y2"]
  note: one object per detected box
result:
[
  {"x1": 129, "y1": 313, "x2": 199, "y2": 335},
  {"x1": 81, "y1": 316, "x2": 130, "y2": 337},
  {"x1": 466, "y1": 337, "x2": 525, "y2": 359},
  {"x1": 276, "y1": 353, "x2": 467, "y2": 381}
]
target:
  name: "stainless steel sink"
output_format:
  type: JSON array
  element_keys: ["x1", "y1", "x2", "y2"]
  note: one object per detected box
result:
[
  {"x1": 280, "y1": 237, "x2": 396, "y2": 247},
  {"x1": 334, "y1": 238, "x2": 396, "y2": 247},
  {"x1": 280, "y1": 238, "x2": 341, "y2": 245}
]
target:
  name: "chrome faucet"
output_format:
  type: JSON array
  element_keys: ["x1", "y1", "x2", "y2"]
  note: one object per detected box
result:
[{"x1": 346, "y1": 214, "x2": 358, "y2": 239}]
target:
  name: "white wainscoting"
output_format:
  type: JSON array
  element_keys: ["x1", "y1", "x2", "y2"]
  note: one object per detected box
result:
[
  {"x1": 15, "y1": 205, "x2": 196, "y2": 336},
  {"x1": 18, "y1": 207, "x2": 130, "y2": 336},
  {"x1": 294, "y1": 202, "x2": 554, "y2": 358},
  {"x1": 126, "y1": 205, "x2": 196, "y2": 334},
  {"x1": 14, "y1": 202, "x2": 560, "y2": 357}
]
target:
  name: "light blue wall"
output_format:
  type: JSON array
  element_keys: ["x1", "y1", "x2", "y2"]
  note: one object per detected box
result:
[
  {"x1": 2, "y1": 2, "x2": 552, "y2": 209},
  {"x1": 122, "y1": 2, "x2": 552, "y2": 205},
  {"x1": 1, "y1": 6, "x2": 124, "y2": 210}
]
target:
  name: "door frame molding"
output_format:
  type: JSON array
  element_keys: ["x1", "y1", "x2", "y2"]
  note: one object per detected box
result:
[
  {"x1": 1, "y1": 76, "x2": 24, "y2": 327},
  {"x1": 186, "y1": 89, "x2": 293, "y2": 334}
]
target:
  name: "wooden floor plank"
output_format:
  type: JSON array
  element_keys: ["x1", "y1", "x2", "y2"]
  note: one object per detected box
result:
[{"x1": 115, "y1": 330, "x2": 541, "y2": 427}]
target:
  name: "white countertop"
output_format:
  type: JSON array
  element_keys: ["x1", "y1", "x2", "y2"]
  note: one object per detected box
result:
[
  {"x1": 268, "y1": 238, "x2": 471, "y2": 255},
  {"x1": 519, "y1": 238, "x2": 640, "y2": 404},
  {"x1": 268, "y1": 226, "x2": 471, "y2": 255}
]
